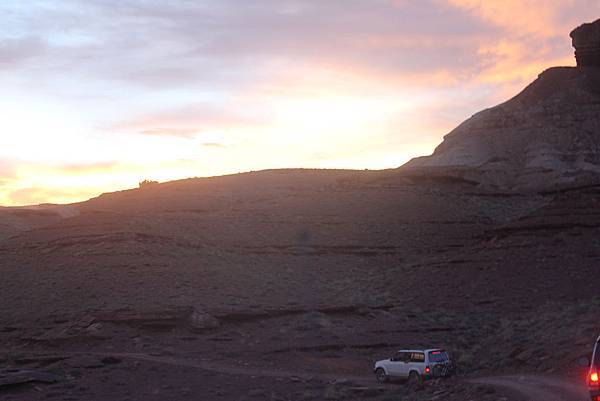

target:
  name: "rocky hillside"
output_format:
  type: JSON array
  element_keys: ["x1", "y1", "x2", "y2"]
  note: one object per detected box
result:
[
  {"x1": 406, "y1": 66, "x2": 600, "y2": 191},
  {"x1": 406, "y1": 19, "x2": 600, "y2": 192}
]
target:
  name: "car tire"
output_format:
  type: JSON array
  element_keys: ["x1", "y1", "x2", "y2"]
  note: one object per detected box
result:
[
  {"x1": 375, "y1": 368, "x2": 388, "y2": 383},
  {"x1": 407, "y1": 371, "x2": 422, "y2": 387}
]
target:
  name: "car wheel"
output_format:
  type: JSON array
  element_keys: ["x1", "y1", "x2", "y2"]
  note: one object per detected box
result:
[
  {"x1": 375, "y1": 368, "x2": 388, "y2": 383},
  {"x1": 407, "y1": 371, "x2": 422, "y2": 387}
]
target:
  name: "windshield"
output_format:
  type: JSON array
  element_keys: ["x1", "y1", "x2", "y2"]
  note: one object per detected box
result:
[{"x1": 428, "y1": 351, "x2": 449, "y2": 362}]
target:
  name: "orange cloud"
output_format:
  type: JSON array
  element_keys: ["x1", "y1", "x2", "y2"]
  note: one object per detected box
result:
[
  {"x1": 444, "y1": 0, "x2": 578, "y2": 36},
  {"x1": 0, "y1": 161, "x2": 134, "y2": 206},
  {"x1": 475, "y1": 39, "x2": 573, "y2": 84},
  {"x1": 8, "y1": 187, "x2": 93, "y2": 206},
  {"x1": 442, "y1": 0, "x2": 590, "y2": 90}
]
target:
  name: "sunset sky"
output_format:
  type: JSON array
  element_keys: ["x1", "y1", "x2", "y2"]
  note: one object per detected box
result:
[{"x1": 1, "y1": 0, "x2": 599, "y2": 206}]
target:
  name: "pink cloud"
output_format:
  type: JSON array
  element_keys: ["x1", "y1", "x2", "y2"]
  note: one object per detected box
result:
[
  {"x1": 57, "y1": 161, "x2": 118, "y2": 173},
  {"x1": 113, "y1": 105, "x2": 264, "y2": 138}
]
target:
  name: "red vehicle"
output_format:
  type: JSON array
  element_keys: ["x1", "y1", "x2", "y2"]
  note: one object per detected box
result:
[{"x1": 590, "y1": 334, "x2": 600, "y2": 401}]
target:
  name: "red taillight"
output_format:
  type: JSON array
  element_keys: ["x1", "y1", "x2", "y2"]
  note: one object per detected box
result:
[
  {"x1": 425, "y1": 366, "x2": 430, "y2": 374},
  {"x1": 590, "y1": 371, "x2": 599, "y2": 385}
]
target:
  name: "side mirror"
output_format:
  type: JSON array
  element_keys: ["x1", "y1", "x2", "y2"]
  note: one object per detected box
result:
[{"x1": 577, "y1": 356, "x2": 591, "y2": 367}]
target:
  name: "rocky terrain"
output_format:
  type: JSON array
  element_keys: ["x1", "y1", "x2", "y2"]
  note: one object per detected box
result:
[
  {"x1": 406, "y1": 66, "x2": 600, "y2": 191},
  {"x1": 1, "y1": 21, "x2": 599, "y2": 401},
  {"x1": 406, "y1": 20, "x2": 600, "y2": 193}
]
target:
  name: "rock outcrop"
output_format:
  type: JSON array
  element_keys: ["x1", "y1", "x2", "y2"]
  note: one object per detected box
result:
[
  {"x1": 405, "y1": 21, "x2": 600, "y2": 191},
  {"x1": 571, "y1": 18, "x2": 600, "y2": 67}
]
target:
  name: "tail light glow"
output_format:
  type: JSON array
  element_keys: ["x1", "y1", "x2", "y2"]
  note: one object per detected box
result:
[
  {"x1": 425, "y1": 366, "x2": 430, "y2": 374},
  {"x1": 590, "y1": 371, "x2": 599, "y2": 384}
]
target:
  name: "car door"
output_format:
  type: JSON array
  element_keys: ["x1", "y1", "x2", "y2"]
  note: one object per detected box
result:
[
  {"x1": 408, "y1": 352, "x2": 425, "y2": 375},
  {"x1": 388, "y1": 352, "x2": 409, "y2": 377}
]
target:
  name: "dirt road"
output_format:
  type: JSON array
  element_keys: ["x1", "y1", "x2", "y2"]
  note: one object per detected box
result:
[
  {"x1": 470, "y1": 375, "x2": 589, "y2": 401},
  {"x1": 104, "y1": 352, "x2": 591, "y2": 401},
  {"x1": 3, "y1": 351, "x2": 590, "y2": 400},
  {"x1": 117, "y1": 353, "x2": 591, "y2": 400},
  {"x1": 103, "y1": 351, "x2": 370, "y2": 384}
]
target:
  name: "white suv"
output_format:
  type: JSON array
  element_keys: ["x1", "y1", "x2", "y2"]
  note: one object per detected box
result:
[{"x1": 374, "y1": 349, "x2": 454, "y2": 384}]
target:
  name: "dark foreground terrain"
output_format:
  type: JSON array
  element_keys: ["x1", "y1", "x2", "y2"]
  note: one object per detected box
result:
[{"x1": 0, "y1": 167, "x2": 598, "y2": 400}]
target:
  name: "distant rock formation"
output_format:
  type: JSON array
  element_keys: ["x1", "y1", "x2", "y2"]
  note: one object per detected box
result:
[
  {"x1": 571, "y1": 19, "x2": 600, "y2": 67},
  {"x1": 404, "y1": 20, "x2": 600, "y2": 191}
]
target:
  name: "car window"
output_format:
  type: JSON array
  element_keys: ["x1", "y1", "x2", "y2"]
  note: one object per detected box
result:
[
  {"x1": 392, "y1": 352, "x2": 408, "y2": 362},
  {"x1": 594, "y1": 343, "x2": 600, "y2": 367},
  {"x1": 428, "y1": 350, "x2": 449, "y2": 362},
  {"x1": 410, "y1": 352, "x2": 425, "y2": 363}
]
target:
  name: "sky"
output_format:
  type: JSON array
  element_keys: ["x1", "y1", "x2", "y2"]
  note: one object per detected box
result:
[{"x1": 1, "y1": 0, "x2": 599, "y2": 206}]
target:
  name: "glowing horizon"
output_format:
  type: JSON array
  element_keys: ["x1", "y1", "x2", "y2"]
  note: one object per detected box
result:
[{"x1": 1, "y1": 1, "x2": 598, "y2": 206}]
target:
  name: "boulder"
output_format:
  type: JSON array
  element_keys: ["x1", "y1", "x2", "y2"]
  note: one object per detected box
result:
[{"x1": 187, "y1": 308, "x2": 220, "y2": 332}]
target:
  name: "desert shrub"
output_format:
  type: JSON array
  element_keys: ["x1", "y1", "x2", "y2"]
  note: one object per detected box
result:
[{"x1": 138, "y1": 179, "x2": 159, "y2": 188}]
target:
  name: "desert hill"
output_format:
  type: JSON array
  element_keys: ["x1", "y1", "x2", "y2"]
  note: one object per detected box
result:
[
  {"x1": 1, "y1": 169, "x2": 547, "y2": 320},
  {"x1": 0, "y1": 167, "x2": 597, "y2": 401}
]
